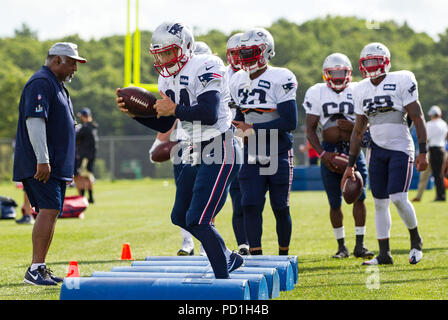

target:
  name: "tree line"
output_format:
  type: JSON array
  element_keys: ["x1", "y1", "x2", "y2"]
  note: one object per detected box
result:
[{"x1": 1, "y1": 16, "x2": 448, "y2": 139}]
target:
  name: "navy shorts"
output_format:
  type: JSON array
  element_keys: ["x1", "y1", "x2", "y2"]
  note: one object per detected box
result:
[
  {"x1": 321, "y1": 141, "x2": 368, "y2": 209},
  {"x1": 238, "y1": 149, "x2": 294, "y2": 209},
  {"x1": 22, "y1": 177, "x2": 67, "y2": 213},
  {"x1": 368, "y1": 142, "x2": 414, "y2": 199}
]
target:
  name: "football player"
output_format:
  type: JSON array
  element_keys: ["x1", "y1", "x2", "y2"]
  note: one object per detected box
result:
[
  {"x1": 147, "y1": 41, "x2": 215, "y2": 257},
  {"x1": 116, "y1": 22, "x2": 243, "y2": 278},
  {"x1": 226, "y1": 33, "x2": 250, "y2": 255},
  {"x1": 230, "y1": 28, "x2": 298, "y2": 255},
  {"x1": 303, "y1": 53, "x2": 373, "y2": 259},
  {"x1": 341, "y1": 42, "x2": 428, "y2": 265}
]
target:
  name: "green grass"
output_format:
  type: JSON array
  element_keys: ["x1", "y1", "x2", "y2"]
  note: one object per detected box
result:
[{"x1": 0, "y1": 179, "x2": 447, "y2": 300}]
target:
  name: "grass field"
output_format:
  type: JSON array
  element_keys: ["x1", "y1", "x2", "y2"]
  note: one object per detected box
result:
[{"x1": 0, "y1": 178, "x2": 447, "y2": 300}]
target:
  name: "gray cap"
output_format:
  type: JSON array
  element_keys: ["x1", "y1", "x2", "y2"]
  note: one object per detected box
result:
[
  {"x1": 48, "y1": 42, "x2": 87, "y2": 63},
  {"x1": 428, "y1": 105, "x2": 442, "y2": 117}
]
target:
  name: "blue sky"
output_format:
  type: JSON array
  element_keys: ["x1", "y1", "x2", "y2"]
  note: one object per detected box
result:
[{"x1": 2, "y1": 0, "x2": 447, "y2": 40}]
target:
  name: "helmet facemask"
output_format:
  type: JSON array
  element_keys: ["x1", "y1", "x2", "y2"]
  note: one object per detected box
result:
[
  {"x1": 226, "y1": 48, "x2": 241, "y2": 71},
  {"x1": 150, "y1": 44, "x2": 188, "y2": 78},
  {"x1": 359, "y1": 56, "x2": 390, "y2": 79},
  {"x1": 238, "y1": 44, "x2": 268, "y2": 75},
  {"x1": 323, "y1": 67, "x2": 352, "y2": 91}
]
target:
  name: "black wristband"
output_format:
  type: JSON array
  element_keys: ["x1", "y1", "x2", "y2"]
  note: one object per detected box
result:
[
  {"x1": 419, "y1": 143, "x2": 427, "y2": 153},
  {"x1": 348, "y1": 154, "x2": 357, "y2": 167}
]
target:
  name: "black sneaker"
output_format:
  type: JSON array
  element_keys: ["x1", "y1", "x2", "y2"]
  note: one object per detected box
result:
[
  {"x1": 228, "y1": 251, "x2": 244, "y2": 273},
  {"x1": 46, "y1": 268, "x2": 64, "y2": 283},
  {"x1": 16, "y1": 215, "x2": 34, "y2": 225},
  {"x1": 177, "y1": 248, "x2": 194, "y2": 256},
  {"x1": 353, "y1": 246, "x2": 375, "y2": 259},
  {"x1": 238, "y1": 247, "x2": 250, "y2": 256},
  {"x1": 362, "y1": 253, "x2": 394, "y2": 265},
  {"x1": 332, "y1": 247, "x2": 350, "y2": 259},
  {"x1": 24, "y1": 266, "x2": 57, "y2": 286}
]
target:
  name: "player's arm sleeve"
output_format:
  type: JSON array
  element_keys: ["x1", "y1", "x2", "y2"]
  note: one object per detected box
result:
[
  {"x1": 23, "y1": 79, "x2": 52, "y2": 119},
  {"x1": 401, "y1": 71, "x2": 419, "y2": 107},
  {"x1": 175, "y1": 90, "x2": 219, "y2": 125},
  {"x1": 302, "y1": 86, "x2": 321, "y2": 116},
  {"x1": 252, "y1": 99, "x2": 298, "y2": 131},
  {"x1": 26, "y1": 117, "x2": 49, "y2": 164},
  {"x1": 353, "y1": 88, "x2": 365, "y2": 116},
  {"x1": 134, "y1": 116, "x2": 177, "y2": 133},
  {"x1": 253, "y1": 69, "x2": 298, "y2": 131}
]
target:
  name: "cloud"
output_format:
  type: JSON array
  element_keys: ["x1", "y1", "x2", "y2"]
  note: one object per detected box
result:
[{"x1": 1, "y1": 0, "x2": 446, "y2": 40}]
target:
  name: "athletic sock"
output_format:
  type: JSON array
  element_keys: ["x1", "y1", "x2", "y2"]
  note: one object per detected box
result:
[
  {"x1": 409, "y1": 227, "x2": 422, "y2": 250},
  {"x1": 279, "y1": 248, "x2": 289, "y2": 255},
  {"x1": 355, "y1": 226, "x2": 366, "y2": 248},
  {"x1": 378, "y1": 239, "x2": 391, "y2": 256},
  {"x1": 30, "y1": 263, "x2": 45, "y2": 272},
  {"x1": 250, "y1": 249, "x2": 263, "y2": 255},
  {"x1": 337, "y1": 238, "x2": 346, "y2": 249}
]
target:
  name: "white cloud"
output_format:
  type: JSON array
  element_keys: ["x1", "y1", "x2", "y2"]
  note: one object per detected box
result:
[{"x1": 1, "y1": 0, "x2": 447, "y2": 40}]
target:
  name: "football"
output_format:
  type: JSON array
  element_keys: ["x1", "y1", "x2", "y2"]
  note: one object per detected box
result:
[
  {"x1": 117, "y1": 86, "x2": 158, "y2": 118},
  {"x1": 151, "y1": 141, "x2": 178, "y2": 163},
  {"x1": 342, "y1": 171, "x2": 364, "y2": 204},
  {"x1": 331, "y1": 153, "x2": 349, "y2": 174}
]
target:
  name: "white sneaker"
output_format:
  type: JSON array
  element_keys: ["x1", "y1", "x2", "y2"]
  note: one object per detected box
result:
[{"x1": 409, "y1": 248, "x2": 423, "y2": 264}]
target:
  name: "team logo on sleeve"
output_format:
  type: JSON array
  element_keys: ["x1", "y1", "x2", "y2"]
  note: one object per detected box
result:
[
  {"x1": 305, "y1": 101, "x2": 312, "y2": 110},
  {"x1": 282, "y1": 82, "x2": 296, "y2": 93},
  {"x1": 35, "y1": 94, "x2": 43, "y2": 112},
  {"x1": 408, "y1": 83, "x2": 416, "y2": 95},
  {"x1": 198, "y1": 72, "x2": 223, "y2": 87}
]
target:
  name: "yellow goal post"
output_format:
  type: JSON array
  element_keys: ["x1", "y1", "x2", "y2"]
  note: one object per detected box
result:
[{"x1": 124, "y1": 0, "x2": 158, "y2": 93}]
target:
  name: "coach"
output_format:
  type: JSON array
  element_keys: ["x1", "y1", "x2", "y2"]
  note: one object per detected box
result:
[
  {"x1": 13, "y1": 42, "x2": 86, "y2": 286},
  {"x1": 426, "y1": 105, "x2": 448, "y2": 202}
]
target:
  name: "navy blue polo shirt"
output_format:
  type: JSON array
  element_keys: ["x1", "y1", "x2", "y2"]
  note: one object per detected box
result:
[{"x1": 13, "y1": 66, "x2": 76, "y2": 182}]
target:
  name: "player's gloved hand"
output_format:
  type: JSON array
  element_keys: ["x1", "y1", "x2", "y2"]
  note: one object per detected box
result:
[
  {"x1": 148, "y1": 138, "x2": 164, "y2": 164},
  {"x1": 320, "y1": 151, "x2": 338, "y2": 173},
  {"x1": 340, "y1": 166, "x2": 356, "y2": 190},
  {"x1": 115, "y1": 88, "x2": 135, "y2": 118}
]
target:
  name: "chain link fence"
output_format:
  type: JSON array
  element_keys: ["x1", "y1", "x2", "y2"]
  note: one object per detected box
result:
[{"x1": 0, "y1": 133, "x2": 309, "y2": 181}]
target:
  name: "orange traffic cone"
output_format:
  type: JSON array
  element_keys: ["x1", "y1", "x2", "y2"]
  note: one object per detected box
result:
[
  {"x1": 66, "y1": 261, "x2": 80, "y2": 277},
  {"x1": 121, "y1": 243, "x2": 135, "y2": 260}
]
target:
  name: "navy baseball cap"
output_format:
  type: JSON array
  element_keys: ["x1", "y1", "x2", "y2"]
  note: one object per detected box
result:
[{"x1": 78, "y1": 107, "x2": 91, "y2": 117}]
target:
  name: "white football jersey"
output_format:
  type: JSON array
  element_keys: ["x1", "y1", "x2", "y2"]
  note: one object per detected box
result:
[
  {"x1": 158, "y1": 54, "x2": 233, "y2": 143},
  {"x1": 226, "y1": 65, "x2": 238, "y2": 119},
  {"x1": 303, "y1": 82, "x2": 357, "y2": 130},
  {"x1": 229, "y1": 66, "x2": 297, "y2": 125},
  {"x1": 354, "y1": 70, "x2": 419, "y2": 158}
]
